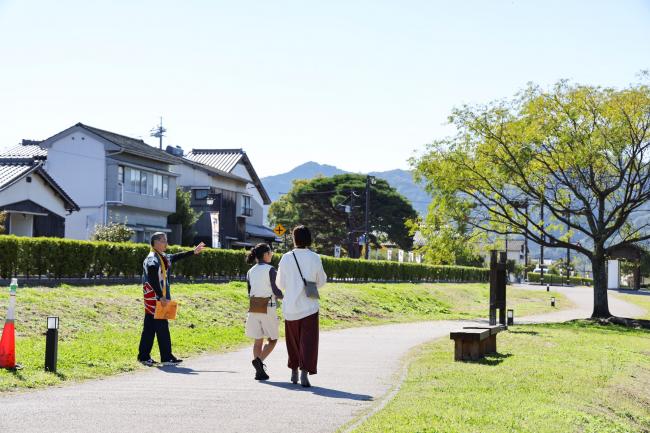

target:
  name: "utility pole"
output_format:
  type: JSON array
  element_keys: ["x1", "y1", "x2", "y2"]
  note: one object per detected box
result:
[
  {"x1": 511, "y1": 200, "x2": 529, "y2": 281},
  {"x1": 364, "y1": 175, "x2": 375, "y2": 260},
  {"x1": 524, "y1": 202, "x2": 529, "y2": 281},
  {"x1": 539, "y1": 197, "x2": 546, "y2": 286},
  {"x1": 150, "y1": 116, "x2": 166, "y2": 150},
  {"x1": 345, "y1": 204, "x2": 354, "y2": 258},
  {"x1": 566, "y1": 210, "x2": 571, "y2": 286}
]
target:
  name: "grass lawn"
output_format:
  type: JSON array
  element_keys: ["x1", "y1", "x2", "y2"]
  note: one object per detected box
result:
[
  {"x1": 350, "y1": 321, "x2": 650, "y2": 433},
  {"x1": 0, "y1": 281, "x2": 569, "y2": 392}
]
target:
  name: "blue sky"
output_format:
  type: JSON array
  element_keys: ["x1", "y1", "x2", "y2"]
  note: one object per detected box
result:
[{"x1": 0, "y1": 0, "x2": 648, "y2": 177}]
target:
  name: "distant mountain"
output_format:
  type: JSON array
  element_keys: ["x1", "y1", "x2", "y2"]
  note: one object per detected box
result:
[
  {"x1": 262, "y1": 162, "x2": 348, "y2": 199},
  {"x1": 260, "y1": 162, "x2": 431, "y2": 220}
]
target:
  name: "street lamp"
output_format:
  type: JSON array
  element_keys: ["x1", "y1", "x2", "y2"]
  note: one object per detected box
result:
[
  {"x1": 507, "y1": 309, "x2": 514, "y2": 326},
  {"x1": 550, "y1": 297, "x2": 556, "y2": 307},
  {"x1": 206, "y1": 193, "x2": 218, "y2": 206},
  {"x1": 364, "y1": 175, "x2": 376, "y2": 260},
  {"x1": 45, "y1": 316, "x2": 59, "y2": 373}
]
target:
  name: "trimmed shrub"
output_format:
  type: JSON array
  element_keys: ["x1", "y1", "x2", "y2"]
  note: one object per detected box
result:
[
  {"x1": 91, "y1": 223, "x2": 135, "y2": 243},
  {"x1": 527, "y1": 272, "x2": 592, "y2": 286},
  {"x1": 0, "y1": 235, "x2": 488, "y2": 283}
]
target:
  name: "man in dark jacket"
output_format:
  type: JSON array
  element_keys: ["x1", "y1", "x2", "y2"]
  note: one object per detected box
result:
[{"x1": 137, "y1": 232, "x2": 205, "y2": 366}]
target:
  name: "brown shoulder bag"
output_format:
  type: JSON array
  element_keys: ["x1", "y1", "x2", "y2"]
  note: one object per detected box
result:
[{"x1": 249, "y1": 296, "x2": 271, "y2": 314}]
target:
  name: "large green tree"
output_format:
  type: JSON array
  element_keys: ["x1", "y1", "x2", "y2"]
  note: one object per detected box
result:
[
  {"x1": 408, "y1": 196, "x2": 484, "y2": 267},
  {"x1": 168, "y1": 188, "x2": 202, "y2": 246},
  {"x1": 413, "y1": 77, "x2": 650, "y2": 318},
  {"x1": 268, "y1": 174, "x2": 417, "y2": 255}
]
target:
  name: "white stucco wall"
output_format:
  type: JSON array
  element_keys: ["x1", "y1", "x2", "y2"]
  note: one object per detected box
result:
[
  {"x1": 9, "y1": 214, "x2": 33, "y2": 237},
  {"x1": 607, "y1": 260, "x2": 620, "y2": 289},
  {"x1": 43, "y1": 130, "x2": 106, "y2": 239},
  {"x1": 0, "y1": 174, "x2": 68, "y2": 217},
  {"x1": 173, "y1": 163, "x2": 212, "y2": 188},
  {"x1": 245, "y1": 183, "x2": 265, "y2": 225},
  {"x1": 63, "y1": 208, "x2": 103, "y2": 240},
  {"x1": 231, "y1": 163, "x2": 253, "y2": 182},
  {"x1": 174, "y1": 163, "x2": 249, "y2": 192}
]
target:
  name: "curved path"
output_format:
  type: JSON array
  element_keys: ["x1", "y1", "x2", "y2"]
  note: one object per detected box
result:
[{"x1": 0, "y1": 286, "x2": 644, "y2": 433}]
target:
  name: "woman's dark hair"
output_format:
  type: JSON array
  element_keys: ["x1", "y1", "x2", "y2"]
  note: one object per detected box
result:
[
  {"x1": 246, "y1": 243, "x2": 272, "y2": 264},
  {"x1": 292, "y1": 225, "x2": 312, "y2": 248}
]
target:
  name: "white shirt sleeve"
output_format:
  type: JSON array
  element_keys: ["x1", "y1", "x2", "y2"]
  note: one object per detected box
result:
[
  {"x1": 276, "y1": 254, "x2": 289, "y2": 291},
  {"x1": 315, "y1": 254, "x2": 327, "y2": 288}
]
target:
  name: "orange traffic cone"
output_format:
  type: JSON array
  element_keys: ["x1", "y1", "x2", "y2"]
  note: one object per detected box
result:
[{"x1": 0, "y1": 278, "x2": 18, "y2": 369}]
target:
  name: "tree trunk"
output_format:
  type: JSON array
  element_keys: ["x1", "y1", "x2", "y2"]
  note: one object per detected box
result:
[{"x1": 591, "y1": 254, "x2": 611, "y2": 318}]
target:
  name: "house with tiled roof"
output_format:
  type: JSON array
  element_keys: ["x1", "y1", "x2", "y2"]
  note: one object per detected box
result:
[
  {"x1": 0, "y1": 157, "x2": 79, "y2": 237},
  {"x1": 2, "y1": 123, "x2": 181, "y2": 241},
  {"x1": 175, "y1": 148, "x2": 278, "y2": 248}
]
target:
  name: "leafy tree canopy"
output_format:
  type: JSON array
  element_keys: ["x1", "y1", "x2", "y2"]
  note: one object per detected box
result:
[
  {"x1": 412, "y1": 75, "x2": 650, "y2": 318},
  {"x1": 268, "y1": 174, "x2": 417, "y2": 255}
]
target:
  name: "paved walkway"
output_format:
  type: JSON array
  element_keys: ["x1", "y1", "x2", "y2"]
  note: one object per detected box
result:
[{"x1": 0, "y1": 285, "x2": 645, "y2": 433}]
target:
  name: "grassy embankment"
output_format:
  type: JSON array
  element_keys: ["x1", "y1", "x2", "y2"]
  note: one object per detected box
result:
[
  {"x1": 0, "y1": 281, "x2": 569, "y2": 392},
  {"x1": 350, "y1": 321, "x2": 650, "y2": 433}
]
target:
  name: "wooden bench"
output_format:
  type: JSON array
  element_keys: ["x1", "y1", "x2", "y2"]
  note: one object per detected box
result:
[
  {"x1": 462, "y1": 324, "x2": 506, "y2": 355},
  {"x1": 450, "y1": 329, "x2": 490, "y2": 361}
]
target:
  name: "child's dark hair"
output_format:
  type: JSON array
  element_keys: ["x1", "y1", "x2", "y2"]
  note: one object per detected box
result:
[{"x1": 246, "y1": 243, "x2": 272, "y2": 265}]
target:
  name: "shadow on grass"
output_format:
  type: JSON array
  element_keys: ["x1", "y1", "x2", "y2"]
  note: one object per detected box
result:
[
  {"x1": 476, "y1": 352, "x2": 513, "y2": 366},
  {"x1": 559, "y1": 318, "x2": 650, "y2": 332},
  {"x1": 260, "y1": 381, "x2": 373, "y2": 401},
  {"x1": 157, "y1": 365, "x2": 238, "y2": 375},
  {"x1": 8, "y1": 368, "x2": 25, "y2": 380},
  {"x1": 509, "y1": 330, "x2": 540, "y2": 335}
]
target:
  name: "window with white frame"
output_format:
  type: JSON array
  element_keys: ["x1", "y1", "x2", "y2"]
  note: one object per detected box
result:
[{"x1": 123, "y1": 166, "x2": 170, "y2": 198}]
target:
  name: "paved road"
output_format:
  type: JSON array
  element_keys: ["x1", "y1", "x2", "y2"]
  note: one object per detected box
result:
[{"x1": 0, "y1": 285, "x2": 644, "y2": 433}]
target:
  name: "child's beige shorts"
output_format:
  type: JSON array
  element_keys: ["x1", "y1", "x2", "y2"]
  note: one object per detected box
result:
[{"x1": 245, "y1": 307, "x2": 280, "y2": 340}]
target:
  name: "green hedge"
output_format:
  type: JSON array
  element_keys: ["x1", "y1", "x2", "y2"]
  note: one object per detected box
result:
[
  {"x1": 0, "y1": 235, "x2": 488, "y2": 283},
  {"x1": 527, "y1": 272, "x2": 592, "y2": 286}
]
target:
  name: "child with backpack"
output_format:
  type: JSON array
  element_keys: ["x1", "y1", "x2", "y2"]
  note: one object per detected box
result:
[{"x1": 245, "y1": 243, "x2": 284, "y2": 380}]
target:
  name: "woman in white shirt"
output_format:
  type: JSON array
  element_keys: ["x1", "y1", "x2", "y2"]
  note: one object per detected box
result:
[
  {"x1": 276, "y1": 225, "x2": 327, "y2": 387},
  {"x1": 245, "y1": 243, "x2": 284, "y2": 381}
]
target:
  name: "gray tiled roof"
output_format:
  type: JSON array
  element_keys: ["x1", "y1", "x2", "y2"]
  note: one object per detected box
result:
[
  {"x1": 0, "y1": 143, "x2": 48, "y2": 159},
  {"x1": 179, "y1": 157, "x2": 249, "y2": 183},
  {"x1": 186, "y1": 149, "x2": 271, "y2": 204},
  {"x1": 77, "y1": 123, "x2": 180, "y2": 164},
  {"x1": 0, "y1": 158, "x2": 37, "y2": 190},
  {"x1": 0, "y1": 158, "x2": 80, "y2": 211},
  {"x1": 185, "y1": 149, "x2": 244, "y2": 172}
]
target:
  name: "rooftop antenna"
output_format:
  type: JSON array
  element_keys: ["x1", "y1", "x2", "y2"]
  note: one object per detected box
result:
[{"x1": 150, "y1": 116, "x2": 166, "y2": 149}]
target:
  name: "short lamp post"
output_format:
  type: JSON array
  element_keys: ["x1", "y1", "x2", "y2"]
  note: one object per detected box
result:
[
  {"x1": 45, "y1": 316, "x2": 59, "y2": 373},
  {"x1": 550, "y1": 297, "x2": 556, "y2": 308},
  {"x1": 546, "y1": 283, "x2": 550, "y2": 292},
  {"x1": 507, "y1": 309, "x2": 514, "y2": 326}
]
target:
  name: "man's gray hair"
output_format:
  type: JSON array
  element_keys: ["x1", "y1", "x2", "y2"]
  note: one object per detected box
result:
[{"x1": 150, "y1": 232, "x2": 167, "y2": 246}]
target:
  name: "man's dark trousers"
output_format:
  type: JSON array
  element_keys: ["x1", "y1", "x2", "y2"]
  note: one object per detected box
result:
[{"x1": 137, "y1": 314, "x2": 172, "y2": 362}]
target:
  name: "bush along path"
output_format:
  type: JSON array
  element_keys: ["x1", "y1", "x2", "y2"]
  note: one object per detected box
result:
[
  {"x1": 0, "y1": 284, "x2": 644, "y2": 433},
  {"x1": 0, "y1": 235, "x2": 488, "y2": 283}
]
